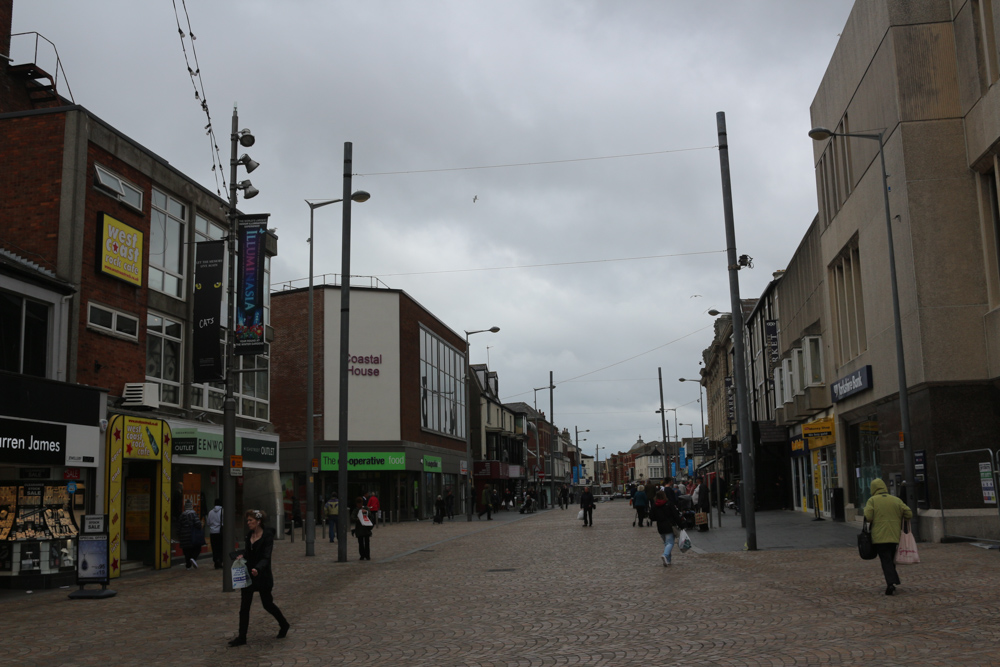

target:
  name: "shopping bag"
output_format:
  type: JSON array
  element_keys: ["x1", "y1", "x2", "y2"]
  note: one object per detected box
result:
[
  {"x1": 694, "y1": 512, "x2": 708, "y2": 526},
  {"x1": 678, "y1": 529, "x2": 692, "y2": 552},
  {"x1": 358, "y1": 509, "x2": 373, "y2": 527},
  {"x1": 231, "y1": 557, "x2": 251, "y2": 590},
  {"x1": 857, "y1": 519, "x2": 877, "y2": 560},
  {"x1": 191, "y1": 524, "x2": 206, "y2": 548},
  {"x1": 577, "y1": 509, "x2": 584, "y2": 520},
  {"x1": 895, "y1": 520, "x2": 920, "y2": 564}
]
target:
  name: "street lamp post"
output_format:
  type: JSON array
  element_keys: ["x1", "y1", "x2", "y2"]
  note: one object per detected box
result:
[
  {"x1": 575, "y1": 427, "x2": 588, "y2": 490},
  {"x1": 657, "y1": 368, "x2": 669, "y2": 466},
  {"x1": 222, "y1": 106, "x2": 259, "y2": 592},
  {"x1": 304, "y1": 193, "x2": 369, "y2": 558},
  {"x1": 809, "y1": 125, "x2": 917, "y2": 538},
  {"x1": 594, "y1": 444, "x2": 602, "y2": 491},
  {"x1": 464, "y1": 327, "x2": 499, "y2": 522}
]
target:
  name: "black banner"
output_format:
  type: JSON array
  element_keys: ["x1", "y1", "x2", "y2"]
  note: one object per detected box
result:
[
  {"x1": 193, "y1": 241, "x2": 225, "y2": 382},
  {"x1": 236, "y1": 215, "x2": 269, "y2": 356},
  {"x1": 0, "y1": 418, "x2": 66, "y2": 466},
  {"x1": 241, "y1": 437, "x2": 277, "y2": 464}
]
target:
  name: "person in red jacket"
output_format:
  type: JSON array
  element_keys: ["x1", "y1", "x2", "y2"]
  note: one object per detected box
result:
[{"x1": 365, "y1": 491, "x2": 381, "y2": 528}]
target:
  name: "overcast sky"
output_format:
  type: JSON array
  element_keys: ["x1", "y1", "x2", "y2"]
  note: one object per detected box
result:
[{"x1": 13, "y1": 1, "x2": 854, "y2": 456}]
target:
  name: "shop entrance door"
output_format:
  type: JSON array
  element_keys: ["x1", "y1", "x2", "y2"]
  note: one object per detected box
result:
[{"x1": 123, "y1": 461, "x2": 157, "y2": 566}]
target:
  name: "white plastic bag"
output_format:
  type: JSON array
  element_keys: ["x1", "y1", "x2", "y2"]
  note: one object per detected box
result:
[
  {"x1": 231, "y1": 556, "x2": 251, "y2": 589},
  {"x1": 678, "y1": 529, "x2": 692, "y2": 552},
  {"x1": 577, "y1": 509, "x2": 584, "y2": 520},
  {"x1": 358, "y1": 509, "x2": 373, "y2": 527}
]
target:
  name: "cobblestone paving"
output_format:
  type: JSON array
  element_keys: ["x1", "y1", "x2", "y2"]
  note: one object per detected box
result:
[{"x1": 3, "y1": 502, "x2": 999, "y2": 666}]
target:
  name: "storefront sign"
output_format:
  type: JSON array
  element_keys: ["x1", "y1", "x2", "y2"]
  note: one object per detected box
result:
[
  {"x1": 121, "y1": 416, "x2": 163, "y2": 460},
  {"x1": 791, "y1": 438, "x2": 805, "y2": 454},
  {"x1": 172, "y1": 428, "x2": 277, "y2": 464},
  {"x1": 320, "y1": 452, "x2": 406, "y2": 471},
  {"x1": 64, "y1": 468, "x2": 81, "y2": 480},
  {"x1": 0, "y1": 418, "x2": 66, "y2": 466},
  {"x1": 236, "y1": 214, "x2": 269, "y2": 356},
  {"x1": 423, "y1": 455, "x2": 442, "y2": 473},
  {"x1": 348, "y1": 353, "x2": 383, "y2": 377},
  {"x1": 98, "y1": 213, "x2": 143, "y2": 287},
  {"x1": 831, "y1": 365, "x2": 873, "y2": 402},
  {"x1": 803, "y1": 417, "x2": 836, "y2": 450},
  {"x1": 192, "y1": 240, "x2": 225, "y2": 382},
  {"x1": 241, "y1": 437, "x2": 278, "y2": 464},
  {"x1": 764, "y1": 320, "x2": 779, "y2": 370},
  {"x1": 19, "y1": 468, "x2": 51, "y2": 479},
  {"x1": 725, "y1": 377, "x2": 734, "y2": 421}
]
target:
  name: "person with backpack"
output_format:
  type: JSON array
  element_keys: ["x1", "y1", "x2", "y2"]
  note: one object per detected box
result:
[
  {"x1": 648, "y1": 489, "x2": 685, "y2": 567},
  {"x1": 352, "y1": 497, "x2": 373, "y2": 560},
  {"x1": 323, "y1": 493, "x2": 339, "y2": 543}
]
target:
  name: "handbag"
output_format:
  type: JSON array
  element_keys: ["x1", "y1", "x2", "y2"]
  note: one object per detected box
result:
[
  {"x1": 231, "y1": 556, "x2": 251, "y2": 590},
  {"x1": 895, "y1": 520, "x2": 920, "y2": 564},
  {"x1": 857, "y1": 519, "x2": 877, "y2": 560},
  {"x1": 678, "y1": 529, "x2": 692, "y2": 552},
  {"x1": 191, "y1": 523, "x2": 206, "y2": 548},
  {"x1": 694, "y1": 512, "x2": 708, "y2": 526},
  {"x1": 577, "y1": 509, "x2": 584, "y2": 520}
]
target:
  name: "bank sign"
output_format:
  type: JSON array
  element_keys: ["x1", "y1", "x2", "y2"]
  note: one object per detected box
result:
[
  {"x1": 320, "y1": 452, "x2": 406, "y2": 471},
  {"x1": 831, "y1": 365, "x2": 873, "y2": 402}
]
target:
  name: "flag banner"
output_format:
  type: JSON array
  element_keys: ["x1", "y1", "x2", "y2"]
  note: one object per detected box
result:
[
  {"x1": 236, "y1": 215, "x2": 269, "y2": 356},
  {"x1": 192, "y1": 241, "x2": 225, "y2": 382}
]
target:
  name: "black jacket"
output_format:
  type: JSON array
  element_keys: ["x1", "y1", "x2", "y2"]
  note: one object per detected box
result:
[
  {"x1": 580, "y1": 492, "x2": 595, "y2": 510},
  {"x1": 648, "y1": 500, "x2": 684, "y2": 535},
  {"x1": 243, "y1": 527, "x2": 276, "y2": 591}
]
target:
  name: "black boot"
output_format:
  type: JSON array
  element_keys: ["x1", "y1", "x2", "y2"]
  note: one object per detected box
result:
[{"x1": 228, "y1": 636, "x2": 247, "y2": 647}]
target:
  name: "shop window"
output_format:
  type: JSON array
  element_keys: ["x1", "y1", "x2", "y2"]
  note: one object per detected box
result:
[
  {"x1": 804, "y1": 336, "x2": 824, "y2": 386},
  {"x1": 146, "y1": 312, "x2": 182, "y2": 406},
  {"x1": 87, "y1": 302, "x2": 139, "y2": 341},
  {"x1": 420, "y1": 326, "x2": 465, "y2": 439},
  {"x1": 0, "y1": 290, "x2": 49, "y2": 377},
  {"x1": 94, "y1": 164, "x2": 143, "y2": 212},
  {"x1": 149, "y1": 189, "x2": 186, "y2": 299}
]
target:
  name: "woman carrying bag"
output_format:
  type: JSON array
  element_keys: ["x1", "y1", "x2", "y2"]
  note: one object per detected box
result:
[
  {"x1": 228, "y1": 509, "x2": 290, "y2": 647},
  {"x1": 648, "y1": 489, "x2": 684, "y2": 567},
  {"x1": 863, "y1": 479, "x2": 913, "y2": 596}
]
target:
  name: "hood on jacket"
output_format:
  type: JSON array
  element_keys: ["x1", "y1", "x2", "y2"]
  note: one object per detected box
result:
[
  {"x1": 654, "y1": 498, "x2": 667, "y2": 506},
  {"x1": 870, "y1": 478, "x2": 888, "y2": 496}
]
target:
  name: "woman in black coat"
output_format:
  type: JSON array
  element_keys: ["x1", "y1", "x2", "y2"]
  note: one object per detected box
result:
[
  {"x1": 352, "y1": 497, "x2": 373, "y2": 560},
  {"x1": 228, "y1": 509, "x2": 289, "y2": 647},
  {"x1": 579, "y1": 486, "x2": 595, "y2": 527}
]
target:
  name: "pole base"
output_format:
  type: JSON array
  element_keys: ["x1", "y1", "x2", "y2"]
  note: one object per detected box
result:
[{"x1": 68, "y1": 585, "x2": 117, "y2": 599}]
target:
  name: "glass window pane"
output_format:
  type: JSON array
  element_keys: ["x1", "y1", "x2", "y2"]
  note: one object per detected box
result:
[
  {"x1": 166, "y1": 218, "x2": 183, "y2": 273},
  {"x1": 192, "y1": 386, "x2": 203, "y2": 407},
  {"x1": 164, "y1": 319, "x2": 181, "y2": 339},
  {"x1": 150, "y1": 209, "x2": 167, "y2": 266},
  {"x1": 163, "y1": 273, "x2": 180, "y2": 298},
  {"x1": 164, "y1": 339, "x2": 180, "y2": 382},
  {"x1": 22, "y1": 300, "x2": 48, "y2": 377},
  {"x1": 241, "y1": 398, "x2": 254, "y2": 416},
  {"x1": 146, "y1": 336, "x2": 162, "y2": 378},
  {"x1": 122, "y1": 183, "x2": 142, "y2": 209},
  {"x1": 196, "y1": 215, "x2": 208, "y2": 236},
  {"x1": 161, "y1": 384, "x2": 179, "y2": 405},
  {"x1": 89, "y1": 305, "x2": 113, "y2": 329},
  {"x1": 210, "y1": 223, "x2": 225, "y2": 240},
  {"x1": 95, "y1": 166, "x2": 124, "y2": 195},
  {"x1": 256, "y1": 402, "x2": 268, "y2": 420},
  {"x1": 147, "y1": 313, "x2": 162, "y2": 333},
  {"x1": 148, "y1": 267, "x2": 163, "y2": 293},
  {"x1": 242, "y1": 370, "x2": 255, "y2": 397},
  {"x1": 115, "y1": 314, "x2": 137, "y2": 337},
  {"x1": 209, "y1": 391, "x2": 225, "y2": 411},
  {"x1": 168, "y1": 197, "x2": 185, "y2": 220},
  {"x1": 152, "y1": 189, "x2": 167, "y2": 211}
]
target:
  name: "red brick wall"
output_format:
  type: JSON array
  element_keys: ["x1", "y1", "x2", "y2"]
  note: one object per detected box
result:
[
  {"x1": 75, "y1": 144, "x2": 153, "y2": 392},
  {"x1": 270, "y1": 289, "x2": 325, "y2": 443},
  {"x1": 0, "y1": 113, "x2": 66, "y2": 273},
  {"x1": 399, "y1": 292, "x2": 467, "y2": 453}
]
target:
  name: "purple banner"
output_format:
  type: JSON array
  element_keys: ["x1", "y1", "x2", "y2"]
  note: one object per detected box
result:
[{"x1": 236, "y1": 214, "x2": 269, "y2": 356}]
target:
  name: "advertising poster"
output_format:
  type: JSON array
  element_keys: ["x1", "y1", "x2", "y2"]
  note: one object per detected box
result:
[
  {"x1": 98, "y1": 213, "x2": 143, "y2": 287},
  {"x1": 106, "y1": 415, "x2": 124, "y2": 578},
  {"x1": 122, "y1": 416, "x2": 163, "y2": 460},
  {"x1": 236, "y1": 214, "x2": 269, "y2": 356},
  {"x1": 125, "y1": 478, "x2": 150, "y2": 540},
  {"x1": 78, "y1": 535, "x2": 109, "y2": 582},
  {"x1": 182, "y1": 471, "x2": 202, "y2": 516},
  {"x1": 192, "y1": 240, "x2": 225, "y2": 382}
]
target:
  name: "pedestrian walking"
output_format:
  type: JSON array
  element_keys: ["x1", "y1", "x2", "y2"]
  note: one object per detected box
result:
[
  {"x1": 478, "y1": 484, "x2": 493, "y2": 520},
  {"x1": 178, "y1": 499, "x2": 202, "y2": 569},
  {"x1": 366, "y1": 491, "x2": 381, "y2": 528},
  {"x1": 323, "y1": 493, "x2": 339, "y2": 543},
  {"x1": 863, "y1": 478, "x2": 913, "y2": 595},
  {"x1": 207, "y1": 499, "x2": 223, "y2": 569},
  {"x1": 693, "y1": 477, "x2": 711, "y2": 532},
  {"x1": 445, "y1": 487, "x2": 455, "y2": 520},
  {"x1": 228, "y1": 509, "x2": 290, "y2": 647},
  {"x1": 434, "y1": 495, "x2": 445, "y2": 524},
  {"x1": 580, "y1": 486, "x2": 595, "y2": 527},
  {"x1": 632, "y1": 485, "x2": 648, "y2": 527},
  {"x1": 352, "y1": 497, "x2": 374, "y2": 560},
  {"x1": 559, "y1": 485, "x2": 569, "y2": 510},
  {"x1": 648, "y1": 489, "x2": 684, "y2": 567}
]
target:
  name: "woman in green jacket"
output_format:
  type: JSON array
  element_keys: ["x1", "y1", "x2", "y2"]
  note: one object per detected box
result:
[{"x1": 863, "y1": 478, "x2": 913, "y2": 595}]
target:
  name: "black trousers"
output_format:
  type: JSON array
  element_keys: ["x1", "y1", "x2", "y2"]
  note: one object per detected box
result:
[
  {"x1": 478, "y1": 505, "x2": 492, "y2": 520},
  {"x1": 210, "y1": 533, "x2": 223, "y2": 567},
  {"x1": 582, "y1": 508, "x2": 593, "y2": 526},
  {"x1": 183, "y1": 545, "x2": 200, "y2": 566},
  {"x1": 356, "y1": 535, "x2": 370, "y2": 560},
  {"x1": 876, "y1": 542, "x2": 901, "y2": 587},
  {"x1": 635, "y1": 506, "x2": 647, "y2": 525},
  {"x1": 238, "y1": 586, "x2": 287, "y2": 638}
]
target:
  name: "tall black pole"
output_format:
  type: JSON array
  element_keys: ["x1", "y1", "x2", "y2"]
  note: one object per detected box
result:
[
  {"x1": 658, "y1": 368, "x2": 668, "y2": 470},
  {"x1": 336, "y1": 142, "x2": 353, "y2": 562},
  {"x1": 717, "y1": 111, "x2": 757, "y2": 550},
  {"x1": 548, "y1": 371, "x2": 555, "y2": 507},
  {"x1": 221, "y1": 106, "x2": 239, "y2": 591}
]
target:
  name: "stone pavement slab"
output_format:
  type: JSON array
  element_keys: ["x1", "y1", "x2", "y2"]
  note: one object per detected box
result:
[{"x1": 2, "y1": 502, "x2": 998, "y2": 666}]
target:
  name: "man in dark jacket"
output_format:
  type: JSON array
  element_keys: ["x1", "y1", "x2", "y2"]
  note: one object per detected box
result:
[
  {"x1": 580, "y1": 486, "x2": 595, "y2": 527},
  {"x1": 632, "y1": 485, "x2": 649, "y2": 527}
]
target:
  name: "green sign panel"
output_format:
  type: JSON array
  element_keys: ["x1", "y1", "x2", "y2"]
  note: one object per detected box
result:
[
  {"x1": 320, "y1": 452, "x2": 406, "y2": 471},
  {"x1": 423, "y1": 455, "x2": 442, "y2": 473}
]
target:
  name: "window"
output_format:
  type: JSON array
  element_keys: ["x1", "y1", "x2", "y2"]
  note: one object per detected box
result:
[
  {"x1": 830, "y1": 242, "x2": 867, "y2": 365},
  {"x1": 420, "y1": 326, "x2": 465, "y2": 438},
  {"x1": 0, "y1": 290, "x2": 49, "y2": 377},
  {"x1": 150, "y1": 189, "x2": 186, "y2": 298},
  {"x1": 793, "y1": 348, "x2": 806, "y2": 396},
  {"x1": 146, "y1": 312, "x2": 182, "y2": 405},
  {"x1": 782, "y1": 358, "x2": 794, "y2": 404},
  {"x1": 87, "y1": 302, "x2": 139, "y2": 340},
  {"x1": 94, "y1": 164, "x2": 143, "y2": 211},
  {"x1": 804, "y1": 336, "x2": 824, "y2": 386},
  {"x1": 189, "y1": 333, "x2": 269, "y2": 420},
  {"x1": 773, "y1": 367, "x2": 785, "y2": 411}
]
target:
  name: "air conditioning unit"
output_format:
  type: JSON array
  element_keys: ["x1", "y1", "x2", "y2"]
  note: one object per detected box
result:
[{"x1": 122, "y1": 382, "x2": 159, "y2": 409}]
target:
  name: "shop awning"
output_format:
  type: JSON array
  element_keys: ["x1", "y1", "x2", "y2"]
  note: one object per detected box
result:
[{"x1": 696, "y1": 457, "x2": 720, "y2": 470}]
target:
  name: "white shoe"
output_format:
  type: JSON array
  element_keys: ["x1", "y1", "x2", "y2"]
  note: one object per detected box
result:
[
  {"x1": 661, "y1": 555, "x2": 668, "y2": 567},
  {"x1": 190, "y1": 559, "x2": 198, "y2": 569}
]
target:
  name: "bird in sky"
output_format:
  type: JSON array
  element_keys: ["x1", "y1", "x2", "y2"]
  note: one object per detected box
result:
[
  {"x1": 473, "y1": 195, "x2": 478, "y2": 203},
  {"x1": 689, "y1": 294, "x2": 702, "y2": 298}
]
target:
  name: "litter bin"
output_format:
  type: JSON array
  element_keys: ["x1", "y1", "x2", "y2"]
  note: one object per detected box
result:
[{"x1": 831, "y1": 488, "x2": 845, "y2": 522}]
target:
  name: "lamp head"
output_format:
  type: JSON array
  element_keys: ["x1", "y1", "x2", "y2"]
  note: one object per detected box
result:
[
  {"x1": 350, "y1": 190, "x2": 371, "y2": 203},
  {"x1": 708, "y1": 309, "x2": 730, "y2": 317},
  {"x1": 238, "y1": 180, "x2": 259, "y2": 199},
  {"x1": 238, "y1": 154, "x2": 259, "y2": 173},
  {"x1": 489, "y1": 326, "x2": 500, "y2": 333},
  {"x1": 808, "y1": 127, "x2": 834, "y2": 141},
  {"x1": 238, "y1": 128, "x2": 255, "y2": 147}
]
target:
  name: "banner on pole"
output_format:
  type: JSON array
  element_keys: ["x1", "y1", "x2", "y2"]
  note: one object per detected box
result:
[
  {"x1": 236, "y1": 215, "x2": 269, "y2": 356},
  {"x1": 192, "y1": 241, "x2": 225, "y2": 381}
]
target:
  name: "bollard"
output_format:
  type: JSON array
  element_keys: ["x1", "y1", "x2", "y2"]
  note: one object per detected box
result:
[{"x1": 812, "y1": 494, "x2": 825, "y2": 522}]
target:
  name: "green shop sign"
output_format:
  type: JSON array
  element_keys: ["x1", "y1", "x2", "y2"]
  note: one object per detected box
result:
[
  {"x1": 423, "y1": 455, "x2": 442, "y2": 473},
  {"x1": 321, "y1": 452, "x2": 406, "y2": 471}
]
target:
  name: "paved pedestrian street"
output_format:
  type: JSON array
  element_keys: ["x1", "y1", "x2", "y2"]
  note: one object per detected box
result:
[{"x1": 4, "y1": 501, "x2": 1000, "y2": 666}]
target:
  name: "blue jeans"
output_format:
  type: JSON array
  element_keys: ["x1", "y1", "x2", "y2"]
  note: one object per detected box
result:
[
  {"x1": 659, "y1": 531, "x2": 675, "y2": 563},
  {"x1": 327, "y1": 517, "x2": 337, "y2": 542}
]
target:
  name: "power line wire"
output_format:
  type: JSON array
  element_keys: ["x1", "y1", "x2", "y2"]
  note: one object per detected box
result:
[{"x1": 355, "y1": 145, "x2": 718, "y2": 177}]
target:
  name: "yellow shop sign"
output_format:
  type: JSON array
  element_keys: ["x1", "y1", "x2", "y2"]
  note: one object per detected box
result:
[{"x1": 99, "y1": 213, "x2": 143, "y2": 286}]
